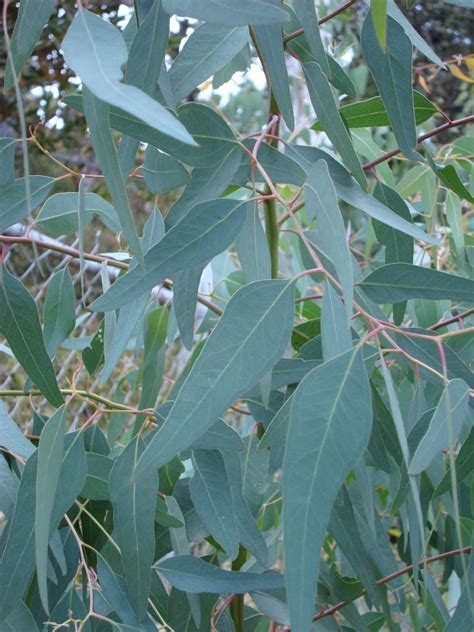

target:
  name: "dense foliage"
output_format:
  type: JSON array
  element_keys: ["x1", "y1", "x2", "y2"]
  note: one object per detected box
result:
[{"x1": 1, "y1": 1, "x2": 473, "y2": 631}]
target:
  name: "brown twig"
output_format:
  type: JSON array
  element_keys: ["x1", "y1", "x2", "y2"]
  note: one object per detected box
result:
[{"x1": 429, "y1": 307, "x2": 474, "y2": 331}]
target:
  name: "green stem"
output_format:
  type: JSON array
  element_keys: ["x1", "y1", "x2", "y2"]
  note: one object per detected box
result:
[
  {"x1": 264, "y1": 192, "x2": 280, "y2": 279},
  {"x1": 230, "y1": 546, "x2": 247, "y2": 632},
  {"x1": 0, "y1": 388, "x2": 142, "y2": 413}
]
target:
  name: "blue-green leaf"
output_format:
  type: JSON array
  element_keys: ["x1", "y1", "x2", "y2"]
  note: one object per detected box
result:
[
  {"x1": 0, "y1": 266, "x2": 63, "y2": 408},
  {"x1": 292, "y1": 0, "x2": 330, "y2": 77},
  {"x1": 253, "y1": 22, "x2": 294, "y2": 130},
  {"x1": 109, "y1": 438, "x2": 159, "y2": 621},
  {"x1": 0, "y1": 402, "x2": 35, "y2": 459},
  {"x1": 409, "y1": 379, "x2": 471, "y2": 475},
  {"x1": 62, "y1": 7, "x2": 194, "y2": 145},
  {"x1": 4, "y1": 1, "x2": 57, "y2": 91},
  {"x1": 162, "y1": 0, "x2": 286, "y2": 25},
  {"x1": 361, "y1": 14, "x2": 418, "y2": 160},
  {"x1": 43, "y1": 268, "x2": 76, "y2": 357},
  {"x1": 0, "y1": 177, "x2": 54, "y2": 233},
  {"x1": 303, "y1": 62, "x2": 367, "y2": 189},
  {"x1": 321, "y1": 282, "x2": 352, "y2": 360},
  {"x1": 173, "y1": 265, "x2": 205, "y2": 350},
  {"x1": 283, "y1": 347, "x2": 372, "y2": 632},
  {"x1": 35, "y1": 404, "x2": 68, "y2": 612},
  {"x1": 0, "y1": 138, "x2": 16, "y2": 186},
  {"x1": 235, "y1": 200, "x2": 271, "y2": 283},
  {"x1": 359, "y1": 263, "x2": 474, "y2": 304},
  {"x1": 142, "y1": 147, "x2": 190, "y2": 194},
  {"x1": 170, "y1": 23, "x2": 249, "y2": 101},
  {"x1": 157, "y1": 555, "x2": 285, "y2": 593},
  {"x1": 304, "y1": 160, "x2": 353, "y2": 322},
  {"x1": 134, "y1": 279, "x2": 295, "y2": 478},
  {"x1": 92, "y1": 198, "x2": 249, "y2": 312}
]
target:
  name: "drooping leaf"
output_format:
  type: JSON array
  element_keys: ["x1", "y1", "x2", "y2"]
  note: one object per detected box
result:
[
  {"x1": 283, "y1": 347, "x2": 372, "y2": 632},
  {"x1": 434, "y1": 428, "x2": 474, "y2": 497},
  {"x1": 37, "y1": 191, "x2": 121, "y2": 236},
  {"x1": 134, "y1": 279, "x2": 295, "y2": 478},
  {"x1": 92, "y1": 198, "x2": 249, "y2": 311},
  {"x1": 173, "y1": 265, "x2": 205, "y2": 350},
  {"x1": 109, "y1": 438, "x2": 159, "y2": 621},
  {"x1": 312, "y1": 91, "x2": 437, "y2": 131},
  {"x1": 157, "y1": 555, "x2": 285, "y2": 593},
  {"x1": 35, "y1": 404, "x2": 68, "y2": 612},
  {"x1": 445, "y1": 541, "x2": 474, "y2": 631},
  {"x1": 142, "y1": 147, "x2": 190, "y2": 194},
  {"x1": 82, "y1": 87, "x2": 144, "y2": 267},
  {"x1": 373, "y1": 182, "x2": 414, "y2": 324},
  {"x1": 0, "y1": 402, "x2": 35, "y2": 458},
  {"x1": 61, "y1": 7, "x2": 194, "y2": 145},
  {"x1": 286, "y1": 144, "x2": 437, "y2": 244},
  {"x1": 303, "y1": 62, "x2": 367, "y2": 189},
  {"x1": 0, "y1": 433, "x2": 86, "y2": 620},
  {"x1": 81, "y1": 453, "x2": 113, "y2": 501},
  {"x1": 0, "y1": 138, "x2": 16, "y2": 186},
  {"x1": 252, "y1": 22, "x2": 294, "y2": 130},
  {"x1": 235, "y1": 200, "x2": 271, "y2": 283},
  {"x1": 170, "y1": 23, "x2": 249, "y2": 101},
  {"x1": 0, "y1": 266, "x2": 63, "y2": 407},
  {"x1": 190, "y1": 449, "x2": 239, "y2": 559},
  {"x1": 0, "y1": 454, "x2": 18, "y2": 521},
  {"x1": 43, "y1": 268, "x2": 76, "y2": 357},
  {"x1": 162, "y1": 0, "x2": 286, "y2": 25},
  {"x1": 361, "y1": 14, "x2": 418, "y2": 160},
  {"x1": 292, "y1": 1, "x2": 330, "y2": 77},
  {"x1": 4, "y1": 0, "x2": 57, "y2": 91},
  {"x1": 321, "y1": 282, "x2": 352, "y2": 360},
  {"x1": 304, "y1": 159, "x2": 353, "y2": 322},
  {"x1": 0, "y1": 600, "x2": 40, "y2": 632},
  {"x1": 358, "y1": 263, "x2": 474, "y2": 304},
  {"x1": 409, "y1": 379, "x2": 470, "y2": 475},
  {"x1": 0, "y1": 176, "x2": 54, "y2": 234},
  {"x1": 430, "y1": 160, "x2": 474, "y2": 204}
]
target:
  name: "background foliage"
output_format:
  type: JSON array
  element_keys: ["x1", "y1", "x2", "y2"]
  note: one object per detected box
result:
[{"x1": 0, "y1": 1, "x2": 473, "y2": 631}]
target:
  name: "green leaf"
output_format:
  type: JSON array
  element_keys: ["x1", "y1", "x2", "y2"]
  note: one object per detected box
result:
[
  {"x1": 445, "y1": 541, "x2": 474, "y2": 631},
  {"x1": 446, "y1": 191, "x2": 465, "y2": 261},
  {"x1": 0, "y1": 402, "x2": 35, "y2": 458},
  {"x1": 312, "y1": 91, "x2": 437, "y2": 131},
  {"x1": 43, "y1": 268, "x2": 76, "y2": 357},
  {"x1": 83, "y1": 87, "x2": 144, "y2": 267},
  {"x1": 190, "y1": 450, "x2": 239, "y2": 559},
  {"x1": 173, "y1": 265, "x2": 205, "y2": 350},
  {"x1": 387, "y1": 0, "x2": 445, "y2": 67},
  {"x1": 303, "y1": 62, "x2": 367, "y2": 189},
  {"x1": 371, "y1": 0, "x2": 388, "y2": 50},
  {"x1": 4, "y1": 0, "x2": 57, "y2": 91},
  {"x1": 373, "y1": 182, "x2": 414, "y2": 324},
  {"x1": 0, "y1": 454, "x2": 18, "y2": 521},
  {"x1": 252, "y1": 23, "x2": 294, "y2": 130},
  {"x1": 304, "y1": 160, "x2": 353, "y2": 322},
  {"x1": 37, "y1": 191, "x2": 121, "y2": 236},
  {"x1": 430, "y1": 161, "x2": 474, "y2": 204},
  {"x1": 134, "y1": 279, "x2": 295, "y2": 478},
  {"x1": 162, "y1": 0, "x2": 286, "y2": 25},
  {"x1": 109, "y1": 438, "x2": 159, "y2": 620},
  {"x1": 283, "y1": 347, "x2": 372, "y2": 632},
  {"x1": 235, "y1": 200, "x2": 271, "y2": 283},
  {"x1": 142, "y1": 147, "x2": 190, "y2": 194},
  {"x1": 0, "y1": 266, "x2": 63, "y2": 408},
  {"x1": 0, "y1": 138, "x2": 17, "y2": 186},
  {"x1": 321, "y1": 282, "x2": 352, "y2": 360},
  {"x1": 92, "y1": 198, "x2": 249, "y2": 312},
  {"x1": 61, "y1": 7, "x2": 194, "y2": 145},
  {"x1": 81, "y1": 453, "x2": 113, "y2": 501},
  {"x1": 0, "y1": 600, "x2": 40, "y2": 632},
  {"x1": 35, "y1": 404, "x2": 68, "y2": 613},
  {"x1": 434, "y1": 428, "x2": 474, "y2": 497},
  {"x1": 361, "y1": 14, "x2": 418, "y2": 160},
  {"x1": 170, "y1": 23, "x2": 249, "y2": 101},
  {"x1": 157, "y1": 555, "x2": 286, "y2": 593},
  {"x1": 286, "y1": 144, "x2": 437, "y2": 244},
  {"x1": 292, "y1": 1, "x2": 330, "y2": 77},
  {"x1": 358, "y1": 263, "x2": 474, "y2": 304},
  {"x1": 82, "y1": 321, "x2": 105, "y2": 376},
  {"x1": 0, "y1": 433, "x2": 86, "y2": 620},
  {"x1": 0, "y1": 176, "x2": 54, "y2": 233},
  {"x1": 409, "y1": 379, "x2": 470, "y2": 475}
]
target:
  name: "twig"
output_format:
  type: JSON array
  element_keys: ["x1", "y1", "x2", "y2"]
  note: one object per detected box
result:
[{"x1": 429, "y1": 307, "x2": 474, "y2": 330}]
